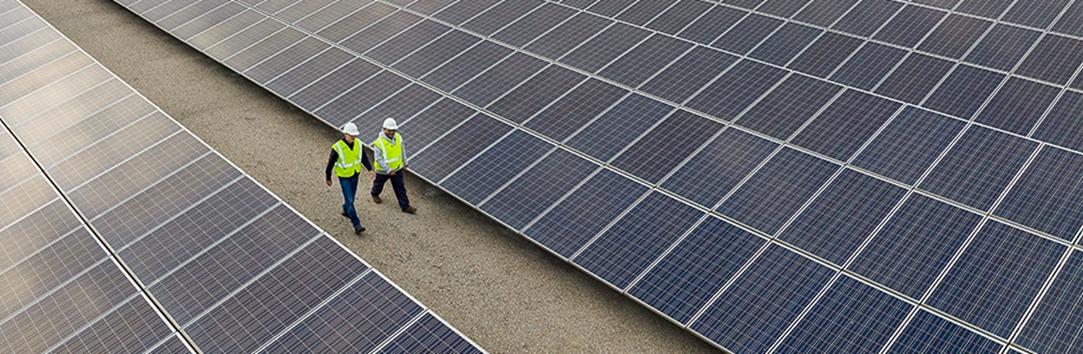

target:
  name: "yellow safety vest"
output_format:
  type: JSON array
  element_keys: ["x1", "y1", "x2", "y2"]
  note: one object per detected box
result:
[
  {"x1": 332, "y1": 140, "x2": 362, "y2": 177},
  {"x1": 373, "y1": 133, "x2": 404, "y2": 172}
]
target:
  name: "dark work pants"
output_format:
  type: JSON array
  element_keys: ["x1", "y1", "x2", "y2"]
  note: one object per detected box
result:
[
  {"x1": 339, "y1": 174, "x2": 362, "y2": 229},
  {"x1": 371, "y1": 172, "x2": 410, "y2": 210}
]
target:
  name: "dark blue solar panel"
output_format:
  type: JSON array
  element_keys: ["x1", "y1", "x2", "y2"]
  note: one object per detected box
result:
[
  {"x1": 853, "y1": 107, "x2": 965, "y2": 185},
  {"x1": 691, "y1": 245, "x2": 835, "y2": 353},
  {"x1": 261, "y1": 272, "x2": 423, "y2": 353},
  {"x1": 928, "y1": 220, "x2": 1064, "y2": 338},
  {"x1": 453, "y1": 53, "x2": 547, "y2": 108},
  {"x1": 462, "y1": 0, "x2": 543, "y2": 37},
  {"x1": 399, "y1": 99, "x2": 477, "y2": 152},
  {"x1": 1002, "y1": 0, "x2": 1070, "y2": 28},
  {"x1": 874, "y1": 5, "x2": 945, "y2": 47},
  {"x1": 564, "y1": 93, "x2": 675, "y2": 162},
  {"x1": 524, "y1": 169, "x2": 648, "y2": 257},
  {"x1": 749, "y1": 23, "x2": 822, "y2": 66},
  {"x1": 599, "y1": 34, "x2": 692, "y2": 88},
  {"x1": 559, "y1": 23, "x2": 649, "y2": 73},
  {"x1": 965, "y1": 24, "x2": 1041, "y2": 72},
  {"x1": 712, "y1": 14, "x2": 783, "y2": 55},
  {"x1": 923, "y1": 64, "x2": 1005, "y2": 119},
  {"x1": 183, "y1": 236, "x2": 368, "y2": 353},
  {"x1": 645, "y1": 0, "x2": 713, "y2": 35},
  {"x1": 920, "y1": 126, "x2": 1038, "y2": 211},
  {"x1": 1016, "y1": 35, "x2": 1083, "y2": 86},
  {"x1": 687, "y1": 60, "x2": 789, "y2": 121},
  {"x1": 1017, "y1": 251, "x2": 1083, "y2": 353},
  {"x1": 1034, "y1": 91, "x2": 1083, "y2": 152},
  {"x1": 492, "y1": 3, "x2": 577, "y2": 47},
  {"x1": 574, "y1": 192, "x2": 703, "y2": 289},
  {"x1": 628, "y1": 217, "x2": 764, "y2": 324},
  {"x1": 978, "y1": 77, "x2": 1062, "y2": 135},
  {"x1": 781, "y1": 169, "x2": 906, "y2": 265},
  {"x1": 794, "y1": 0, "x2": 858, "y2": 27},
  {"x1": 919, "y1": 15, "x2": 990, "y2": 59},
  {"x1": 996, "y1": 147, "x2": 1083, "y2": 242},
  {"x1": 876, "y1": 53, "x2": 954, "y2": 104},
  {"x1": 888, "y1": 310, "x2": 1002, "y2": 354},
  {"x1": 488, "y1": 65, "x2": 585, "y2": 123},
  {"x1": 831, "y1": 42, "x2": 907, "y2": 90},
  {"x1": 407, "y1": 115, "x2": 511, "y2": 181},
  {"x1": 833, "y1": 0, "x2": 904, "y2": 37},
  {"x1": 953, "y1": 0, "x2": 1002, "y2": 16},
  {"x1": 717, "y1": 148, "x2": 839, "y2": 235},
  {"x1": 288, "y1": 59, "x2": 380, "y2": 111},
  {"x1": 379, "y1": 313, "x2": 481, "y2": 354},
  {"x1": 525, "y1": 79, "x2": 628, "y2": 140},
  {"x1": 440, "y1": 131, "x2": 553, "y2": 205},
  {"x1": 394, "y1": 30, "x2": 480, "y2": 79},
  {"x1": 788, "y1": 32, "x2": 864, "y2": 78},
  {"x1": 776, "y1": 276, "x2": 911, "y2": 354},
  {"x1": 849, "y1": 193, "x2": 981, "y2": 299},
  {"x1": 525, "y1": 12, "x2": 611, "y2": 59},
  {"x1": 1054, "y1": 1, "x2": 1083, "y2": 36},
  {"x1": 662, "y1": 128, "x2": 778, "y2": 208},
  {"x1": 609, "y1": 110, "x2": 722, "y2": 183},
  {"x1": 792, "y1": 89, "x2": 900, "y2": 161},
  {"x1": 640, "y1": 46, "x2": 739, "y2": 103},
  {"x1": 677, "y1": 5, "x2": 746, "y2": 45},
  {"x1": 480, "y1": 149, "x2": 599, "y2": 230},
  {"x1": 419, "y1": 40, "x2": 510, "y2": 92},
  {"x1": 758, "y1": 0, "x2": 812, "y2": 18}
]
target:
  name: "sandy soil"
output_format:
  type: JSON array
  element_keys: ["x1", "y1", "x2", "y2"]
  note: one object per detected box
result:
[{"x1": 20, "y1": 1, "x2": 721, "y2": 352}]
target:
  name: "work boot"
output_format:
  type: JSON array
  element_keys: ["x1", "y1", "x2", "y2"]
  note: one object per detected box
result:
[
  {"x1": 372, "y1": 195, "x2": 382, "y2": 204},
  {"x1": 341, "y1": 212, "x2": 349, "y2": 219},
  {"x1": 354, "y1": 226, "x2": 366, "y2": 235},
  {"x1": 402, "y1": 206, "x2": 417, "y2": 214}
]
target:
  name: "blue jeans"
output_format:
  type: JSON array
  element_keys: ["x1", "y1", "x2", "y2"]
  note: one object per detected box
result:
[
  {"x1": 372, "y1": 172, "x2": 410, "y2": 210},
  {"x1": 339, "y1": 174, "x2": 362, "y2": 229}
]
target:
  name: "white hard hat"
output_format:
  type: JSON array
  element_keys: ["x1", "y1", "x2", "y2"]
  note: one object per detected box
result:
[
  {"x1": 383, "y1": 118, "x2": 398, "y2": 130},
  {"x1": 341, "y1": 122, "x2": 359, "y2": 136}
]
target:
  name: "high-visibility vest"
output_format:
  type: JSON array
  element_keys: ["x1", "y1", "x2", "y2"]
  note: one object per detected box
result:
[
  {"x1": 332, "y1": 140, "x2": 362, "y2": 177},
  {"x1": 373, "y1": 133, "x2": 404, "y2": 172}
]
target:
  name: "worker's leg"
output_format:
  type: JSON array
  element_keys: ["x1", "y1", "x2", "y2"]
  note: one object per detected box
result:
[
  {"x1": 371, "y1": 173, "x2": 389, "y2": 197},
  {"x1": 339, "y1": 174, "x2": 362, "y2": 229},
  {"x1": 390, "y1": 172, "x2": 410, "y2": 210}
]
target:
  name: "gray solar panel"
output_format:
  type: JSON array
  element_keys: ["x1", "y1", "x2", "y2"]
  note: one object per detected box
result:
[
  {"x1": 113, "y1": 0, "x2": 1083, "y2": 352},
  {"x1": 0, "y1": 1, "x2": 481, "y2": 352}
]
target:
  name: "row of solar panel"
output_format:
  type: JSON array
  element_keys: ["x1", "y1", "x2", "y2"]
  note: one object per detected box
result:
[
  {"x1": 116, "y1": 0, "x2": 1083, "y2": 244},
  {"x1": 0, "y1": 2, "x2": 480, "y2": 353},
  {"x1": 113, "y1": 0, "x2": 1083, "y2": 352},
  {"x1": 0, "y1": 130, "x2": 186, "y2": 353},
  {"x1": 198, "y1": 0, "x2": 1083, "y2": 148},
  {"x1": 114, "y1": 0, "x2": 1083, "y2": 352}
]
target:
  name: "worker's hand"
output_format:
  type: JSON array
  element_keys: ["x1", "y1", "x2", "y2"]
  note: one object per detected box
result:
[
  {"x1": 325, "y1": 179, "x2": 332, "y2": 187},
  {"x1": 369, "y1": 170, "x2": 375, "y2": 180},
  {"x1": 390, "y1": 170, "x2": 397, "y2": 176}
]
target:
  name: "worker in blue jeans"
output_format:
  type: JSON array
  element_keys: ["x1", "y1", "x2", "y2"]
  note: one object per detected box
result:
[
  {"x1": 370, "y1": 118, "x2": 416, "y2": 214},
  {"x1": 325, "y1": 122, "x2": 374, "y2": 235}
]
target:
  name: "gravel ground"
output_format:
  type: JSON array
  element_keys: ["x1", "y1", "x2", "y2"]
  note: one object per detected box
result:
[{"x1": 20, "y1": 1, "x2": 722, "y2": 352}]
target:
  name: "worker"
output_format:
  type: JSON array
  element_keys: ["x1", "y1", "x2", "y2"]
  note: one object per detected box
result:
[
  {"x1": 325, "y1": 122, "x2": 373, "y2": 235},
  {"x1": 370, "y1": 118, "x2": 417, "y2": 214}
]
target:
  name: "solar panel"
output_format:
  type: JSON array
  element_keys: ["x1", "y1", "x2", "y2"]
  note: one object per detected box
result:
[
  {"x1": 0, "y1": 1, "x2": 480, "y2": 352},
  {"x1": 113, "y1": 0, "x2": 1083, "y2": 351}
]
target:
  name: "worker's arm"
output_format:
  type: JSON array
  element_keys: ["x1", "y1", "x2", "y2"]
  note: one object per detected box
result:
[
  {"x1": 361, "y1": 149, "x2": 373, "y2": 171},
  {"x1": 325, "y1": 149, "x2": 337, "y2": 182},
  {"x1": 372, "y1": 143, "x2": 388, "y2": 172}
]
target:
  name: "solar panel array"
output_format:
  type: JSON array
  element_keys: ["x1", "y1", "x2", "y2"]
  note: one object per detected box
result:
[
  {"x1": 0, "y1": 1, "x2": 481, "y2": 352},
  {"x1": 113, "y1": 0, "x2": 1083, "y2": 352}
]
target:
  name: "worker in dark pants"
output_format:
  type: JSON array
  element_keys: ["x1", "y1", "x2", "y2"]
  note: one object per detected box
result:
[
  {"x1": 370, "y1": 118, "x2": 417, "y2": 214},
  {"x1": 325, "y1": 122, "x2": 374, "y2": 235}
]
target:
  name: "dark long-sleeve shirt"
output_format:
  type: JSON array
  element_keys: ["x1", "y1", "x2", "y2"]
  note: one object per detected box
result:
[{"x1": 325, "y1": 139, "x2": 373, "y2": 181}]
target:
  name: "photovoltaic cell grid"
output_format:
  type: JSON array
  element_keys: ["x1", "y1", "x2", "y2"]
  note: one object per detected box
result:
[
  {"x1": 0, "y1": 1, "x2": 481, "y2": 353},
  {"x1": 112, "y1": 0, "x2": 1083, "y2": 352}
]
